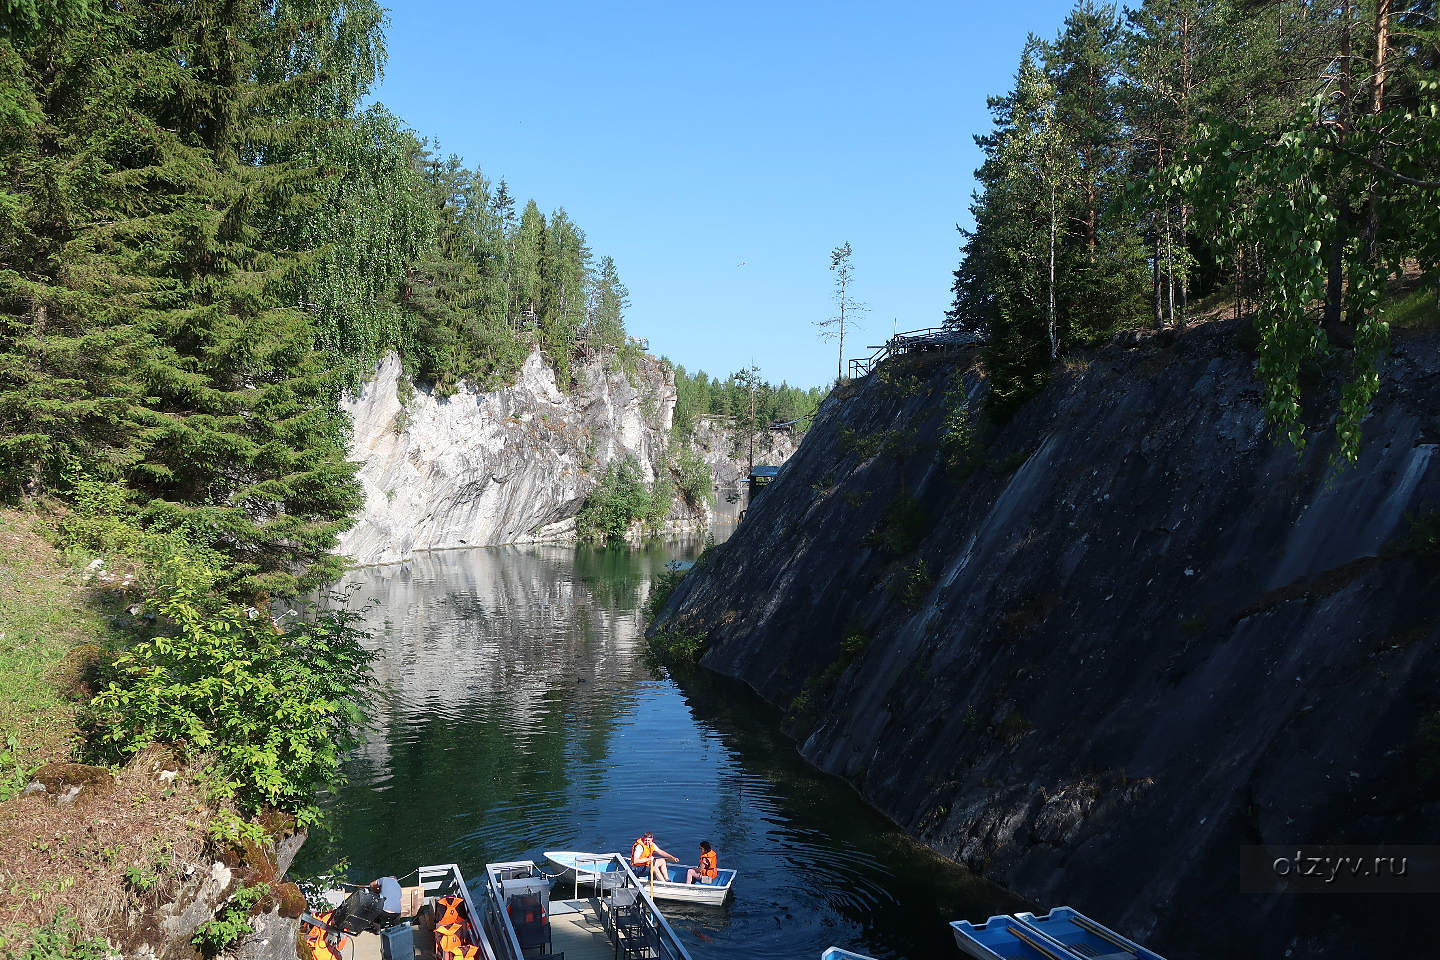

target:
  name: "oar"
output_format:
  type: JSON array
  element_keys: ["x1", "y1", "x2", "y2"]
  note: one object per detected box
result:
[
  {"x1": 1070, "y1": 914, "x2": 1138, "y2": 956},
  {"x1": 1006, "y1": 924, "x2": 1070, "y2": 960}
]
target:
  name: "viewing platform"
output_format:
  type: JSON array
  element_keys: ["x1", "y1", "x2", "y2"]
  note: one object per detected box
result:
[{"x1": 847, "y1": 325, "x2": 985, "y2": 379}]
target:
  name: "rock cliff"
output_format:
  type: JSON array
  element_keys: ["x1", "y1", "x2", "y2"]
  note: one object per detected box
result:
[
  {"x1": 651, "y1": 317, "x2": 1440, "y2": 958},
  {"x1": 340, "y1": 349, "x2": 688, "y2": 566}
]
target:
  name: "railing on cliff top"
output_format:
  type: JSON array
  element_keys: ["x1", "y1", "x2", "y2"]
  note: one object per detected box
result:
[{"x1": 847, "y1": 325, "x2": 986, "y2": 379}]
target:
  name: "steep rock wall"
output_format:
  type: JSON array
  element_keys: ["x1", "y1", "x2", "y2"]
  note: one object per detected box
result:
[
  {"x1": 651, "y1": 319, "x2": 1440, "y2": 958},
  {"x1": 340, "y1": 349, "x2": 684, "y2": 566}
]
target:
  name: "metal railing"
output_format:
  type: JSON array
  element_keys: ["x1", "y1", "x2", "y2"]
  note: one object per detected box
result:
[
  {"x1": 847, "y1": 325, "x2": 985, "y2": 379},
  {"x1": 419, "y1": 863, "x2": 501, "y2": 960},
  {"x1": 484, "y1": 856, "x2": 693, "y2": 960}
]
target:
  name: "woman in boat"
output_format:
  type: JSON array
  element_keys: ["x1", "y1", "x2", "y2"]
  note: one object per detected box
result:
[
  {"x1": 685, "y1": 841, "x2": 719, "y2": 885},
  {"x1": 631, "y1": 831, "x2": 677, "y2": 881}
]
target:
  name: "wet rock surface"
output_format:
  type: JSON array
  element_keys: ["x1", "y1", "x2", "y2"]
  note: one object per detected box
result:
[{"x1": 652, "y1": 318, "x2": 1440, "y2": 958}]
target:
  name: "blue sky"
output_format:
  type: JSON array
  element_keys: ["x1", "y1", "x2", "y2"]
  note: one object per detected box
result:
[{"x1": 371, "y1": 1, "x2": 1079, "y2": 388}]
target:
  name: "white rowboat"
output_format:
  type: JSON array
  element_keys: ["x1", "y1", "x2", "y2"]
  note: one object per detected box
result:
[{"x1": 543, "y1": 850, "x2": 737, "y2": 906}]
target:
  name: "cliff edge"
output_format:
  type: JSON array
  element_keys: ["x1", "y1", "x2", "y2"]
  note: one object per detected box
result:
[{"x1": 651, "y1": 318, "x2": 1440, "y2": 958}]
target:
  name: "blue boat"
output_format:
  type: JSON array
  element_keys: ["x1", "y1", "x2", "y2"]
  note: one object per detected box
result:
[
  {"x1": 1014, "y1": 907, "x2": 1168, "y2": 960},
  {"x1": 819, "y1": 949, "x2": 880, "y2": 960},
  {"x1": 952, "y1": 915, "x2": 1079, "y2": 960}
]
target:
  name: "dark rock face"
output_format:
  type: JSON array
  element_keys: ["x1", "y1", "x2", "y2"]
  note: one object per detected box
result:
[{"x1": 651, "y1": 320, "x2": 1440, "y2": 958}]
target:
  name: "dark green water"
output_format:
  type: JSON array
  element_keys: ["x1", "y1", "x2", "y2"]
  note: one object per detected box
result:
[{"x1": 297, "y1": 532, "x2": 1023, "y2": 960}]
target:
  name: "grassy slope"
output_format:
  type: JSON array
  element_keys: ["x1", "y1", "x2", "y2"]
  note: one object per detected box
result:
[{"x1": 0, "y1": 508, "x2": 109, "y2": 780}]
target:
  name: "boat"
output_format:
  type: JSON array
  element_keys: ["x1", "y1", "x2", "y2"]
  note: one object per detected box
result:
[
  {"x1": 1014, "y1": 907, "x2": 1169, "y2": 960},
  {"x1": 820, "y1": 949, "x2": 880, "y2": 960},
  {"x1": 301, "y1": 862, "x2": 498, "y2": 960},
  {"x1": 483, "y1": 855, "x2": 695, "y2": 960},
  {"x1": 952, "y1": 914, "x2": 1080, "y2": 960},
  {"x1": 544, "y1": 849, "x2": 738, "y2": 906}
]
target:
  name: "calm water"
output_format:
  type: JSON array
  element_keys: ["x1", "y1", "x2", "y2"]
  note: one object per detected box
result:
[{"x1": 298, "y1": 529, "x2": 1023, "y2": 959}]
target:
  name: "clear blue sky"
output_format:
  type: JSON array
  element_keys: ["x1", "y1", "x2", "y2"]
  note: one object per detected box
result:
[{"x1": 370, "y1": 0, "x2": 1078, "y2": 389}]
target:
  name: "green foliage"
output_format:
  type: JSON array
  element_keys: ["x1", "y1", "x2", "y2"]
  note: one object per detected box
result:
[
  {"x1": 672, "y1": 448, "x2": 713, "y2": 509},
  {"x1": 192, "y1": 882, "x2": 269, "y2": 957},
  {"x1": 871, "y1": 493, "x2": 929, "y2": 557},
  {"x1": 788, "y1": 631, "x2": 870, "y2": 727},
  {"x1": 576, "y1": 457, "x2": 672, "y2": 543},
  {"x1": 643, "y1": 627, "x2": 708, "y2": 669},
  {"x1": 668, "y1": 362, "x2": 824, "y2": 442},
  {"x1": 56, "y1": 477, "x2": 227, "y2": 599},
  {"x1": 0, "y1": 1, "x2": 640, "y2": 595},
  {"x1": 85, "y1": 561, "x2": 376, "y2": 826},
  {"x1": 939, "y1": 377, "x2": 980, "y2": 474},
  {"x1": 0, "y1": 734, "x2": 33, "y2": 803},
  {"x1": 644, "y1": 562, "x2": 688, "y2": 622},
  {"x1": 893, "y1": 559, "x2": 934, "y2": 609},
  {"x1": 10, "y1": 910, "x2": 108, "y2": 960}
]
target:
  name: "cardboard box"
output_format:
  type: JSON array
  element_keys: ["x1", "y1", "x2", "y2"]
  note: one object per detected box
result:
[{"x1": 401, "y1": 886, "x2": 425, "y2": 917}]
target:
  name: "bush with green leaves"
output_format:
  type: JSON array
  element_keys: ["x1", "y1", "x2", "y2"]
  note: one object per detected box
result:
[
  {"x1": 576, "y1": 457, "x2": 673, "y2": 543},
  {"x1": 11, "y1": 910, "x2": 109, "y2": 960},
  {"x1": 85, "y1": 559, "x2": 375, "y2": 826},
  {"x1": 193, "y1": 883, "x2": 269, "y2": 957},
  {"x1": 57, "y1": 477, "x2": 229, "y2": 600},
  {"x1": 672, "y1": 448, "x2": 713, "y2": 509}
]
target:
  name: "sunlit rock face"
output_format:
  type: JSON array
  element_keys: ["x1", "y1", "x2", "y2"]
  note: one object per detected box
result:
[
  {"x1": 340, "y1": 349, "x2": 683, "y2": 566},
  {"x1": 651, "y1": 317, "x2": 1440, "y2": 960}
]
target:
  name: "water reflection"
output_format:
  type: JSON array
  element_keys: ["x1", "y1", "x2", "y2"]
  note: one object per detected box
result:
[{"x1": 299, "y1": 529, "x2": 1020, "y2": 960}]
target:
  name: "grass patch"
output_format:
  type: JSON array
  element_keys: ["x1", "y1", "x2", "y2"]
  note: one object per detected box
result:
[
  {"x1": 1379, "y1": 285, "x2": 1440, "y2": 332},
  {"x1": 0, "y1": 510, "x2": 109, "y2": 774}
]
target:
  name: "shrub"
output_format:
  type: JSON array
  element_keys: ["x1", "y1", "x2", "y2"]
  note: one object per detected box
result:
[
  {"x1": 193, "y1": 883, "x2": 269, "y2": 957},
  {"x1": 85, "y1": 559, "x2": 375, "y2": 826},
  {"x1": 642, "y1": 628, "x2": 708, "y2": 669},
  {"x1": 939, "y1": 382, "x2": 980, "y2": 475},
  {"x1": 644, "y1": 562, "x2": 687, "y2": 622},
  {"x1": 57, "y1": 477, "x2": 228, "y2": 600},
  {"x1": 11, "y1": 910, "x2": 109, "y2": 960},
  {"x1": 893, "y1": 558, "x2": 933, "y2": 608},
  {"x1": 576, "y1": 457, "x2": 674, "y2": 542},
  {"x1": 672, "y1": 448, "x2": 713, "y2": 509}
]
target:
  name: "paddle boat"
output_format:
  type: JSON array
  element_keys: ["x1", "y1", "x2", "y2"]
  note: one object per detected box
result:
[
  {"x1": 820, "y1": 949, "x2": 880, "y2": 960},
  {"x1": 1014, "y1": 907, "x2": 1169, "y2": 960},
  {"x1": 952, "y1": 914, "x2": 1080, "y2": 960},
  {"x1": 484, "y1": 855, "x2": 696, "y2": 960},
  {"x1": 544, "y1": 850, "x2": 738, "y2": 907}
]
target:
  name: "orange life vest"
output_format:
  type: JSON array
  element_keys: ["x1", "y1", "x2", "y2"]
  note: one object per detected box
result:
[
  {"x1": 699, "y1": 849, "x2": 718, "y2": 879},
  {"x1": 436, "y1": 895, "x2": 466, "y2": 929},
  {"x1": 631, "y1": 837, "x2": 655, "y2": 865},
  {"x1": 304, "y1": 911, "x2": 349, "y2": 960}
]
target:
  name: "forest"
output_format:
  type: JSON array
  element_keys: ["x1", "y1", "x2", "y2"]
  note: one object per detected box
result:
[
  {"x1": 669, "y1": 363, "x2": 827, "y2": 441},
  {"x1": 0, "y1": 0, "x2": 631, "y2": 597},
  {"x1": 951, "y1": 0, "x2": 1439, "y2": 462}
]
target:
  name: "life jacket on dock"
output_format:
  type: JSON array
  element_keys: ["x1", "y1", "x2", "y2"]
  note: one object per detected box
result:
[
  {"x1": 631, "y1": 837, "x2": 655, "y2": 865},
  {"x1": 433, "y1": 896, "x2": 478, "y2": 960},
  {"x1": 304, "y1": 911, "x2": 349, "y2": 960},
  {"x1": 699, "y1": 849, "x2": 718, "y2": 879}
]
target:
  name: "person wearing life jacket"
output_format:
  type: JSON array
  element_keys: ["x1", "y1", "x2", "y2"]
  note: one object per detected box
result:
[
  {"x1": 630, "y1": 831, "x2": 678, "y2": 881},
  {"x1": 304, "y1": 911, "x2": 349, "y2": 960},
  {"x1": 685, "y1": 841, "x2": 719, "y2": 885}
]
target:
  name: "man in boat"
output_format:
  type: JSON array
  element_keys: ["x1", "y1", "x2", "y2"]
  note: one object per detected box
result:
[
  {"x1": 684, "y1": 841, "x2": 719, "y2": 885},
  {"x1": 631, "y1": 831, "x2": 678, "y2": 881}
]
